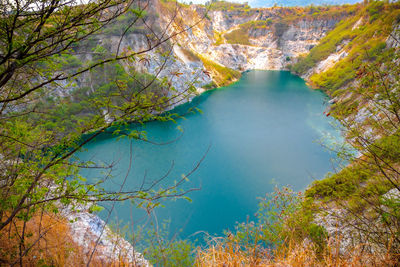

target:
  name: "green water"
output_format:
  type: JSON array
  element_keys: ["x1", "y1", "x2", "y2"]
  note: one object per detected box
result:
[{"x1": 77, "y1": 70, "x2": 342, "y2": 239}]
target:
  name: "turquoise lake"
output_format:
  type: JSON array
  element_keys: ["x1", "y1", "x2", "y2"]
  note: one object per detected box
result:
[{"x1": 77, "y1": 70, "x2": 342, "y2": 239}]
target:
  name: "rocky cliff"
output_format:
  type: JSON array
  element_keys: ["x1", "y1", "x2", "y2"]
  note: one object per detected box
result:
[
  {"x1": 157, "y1": 2, "x2": 354, "y2": 87},
  {"x1": 80, "y1": 1, "x2": 356, "y2": 99},
  {"x1": 180, "y1": 8, "x2": 343, "y2": 71},
  {"x1": 65, "y1": 1, "x2": 400, "y2": 262}
]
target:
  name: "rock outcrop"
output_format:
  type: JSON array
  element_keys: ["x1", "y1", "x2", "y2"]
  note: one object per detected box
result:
[
  {"x1": 63, "y1": 206, "x2": 149, "y2": 266},
  {"x1": 84, "y1": 2, "x2": 350, "y2": 98},
  {"x1": 168, "y1": 7, "x2": 343, "y2": 72}
]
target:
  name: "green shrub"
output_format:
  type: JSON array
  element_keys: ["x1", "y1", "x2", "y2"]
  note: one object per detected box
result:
[
  {"x1": 224, "y1": 28, "x2": 251, "y2": 45},
  {"x1": 305, "y1": 165, "x2": 370, "y2": 200},
  {"x1": 209, "y1": 1, "x2": 251, "y2": 12},
  {"x1": 137, "y1": 220, "x2": 196, "y2": 267}
]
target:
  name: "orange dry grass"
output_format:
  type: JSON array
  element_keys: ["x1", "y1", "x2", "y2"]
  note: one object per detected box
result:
[
  {"x1": 195, "y1": 238, "x2": 398, "y2": 267},
  {"x1": 0, "y1": 212, "x2": 85, "y2": 266},
  {"x1": 195, "y1": 240, "x2": 271, "y2": 267},
  {"x1": 0, "y1": 212, "x2": 130, "y2": 266}
]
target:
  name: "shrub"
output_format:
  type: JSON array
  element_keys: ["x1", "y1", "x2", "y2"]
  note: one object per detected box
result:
[
  {"x1": 224, "y1": 28, "x2": 251, "y2": 45},
  {"x1": 137, "y1": 220, "x2": 196, "y2": 267}
]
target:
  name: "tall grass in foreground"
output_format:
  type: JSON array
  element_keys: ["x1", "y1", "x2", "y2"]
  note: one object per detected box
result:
[
  {"x1": 194, "y1": 186, "x2": 398, "y2": 267},
  {"x1": 195, "y1": 238, "x2": 397, "y2": 267},
  {"x1": 1, "y1": 186, "x2": 399, "y2": 266}
]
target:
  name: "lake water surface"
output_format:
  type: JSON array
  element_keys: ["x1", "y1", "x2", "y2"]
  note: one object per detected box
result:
[{"x1": 77, "y1": 70, "x2": 342, "y2": 239}]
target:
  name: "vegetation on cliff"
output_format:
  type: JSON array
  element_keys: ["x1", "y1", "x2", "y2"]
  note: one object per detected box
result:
[
  {"x1": 1, "y1": 0, "x2": 400, "y2": 265},
  {"x1": 0, "y1": 0, "x2": 204, "y2": 265},
  {"x1": 290, "y1": 1, "x2": 400, "y2": 91},
  {"x1": 197, "y1": 54, "x2": 241, "y2": 87},
  {"x1": 218, "y1": 4, "x2": 359, "y2": 47}
]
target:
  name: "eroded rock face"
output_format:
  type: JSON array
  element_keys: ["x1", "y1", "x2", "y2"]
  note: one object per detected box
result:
[
  {"x1": 75, "y1": 3, "x2": 346, "y2": 102},
  {"x1": 62, "y1": 206, "x2": 149, "y2": 266},
  {"x1": 168, "y1": 9, "x2": 342, "y2": 72},
  {"x1": 387, "y1": 24, "x2": 400, "y2": 49},
  {"x1": 280, "y1": 19, "x2": 338, "y2": 58}
]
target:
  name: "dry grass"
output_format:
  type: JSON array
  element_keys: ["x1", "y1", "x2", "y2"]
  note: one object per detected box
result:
[
  {"x1": 195, "y1": 242, "x2": 269, "y2": 267},
  {"x1": 0, "y1": 212, "x2": 131, "y2": 266},
  {"x1": 195, "y1": 238, "x2": 398, "y2": 267}
]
